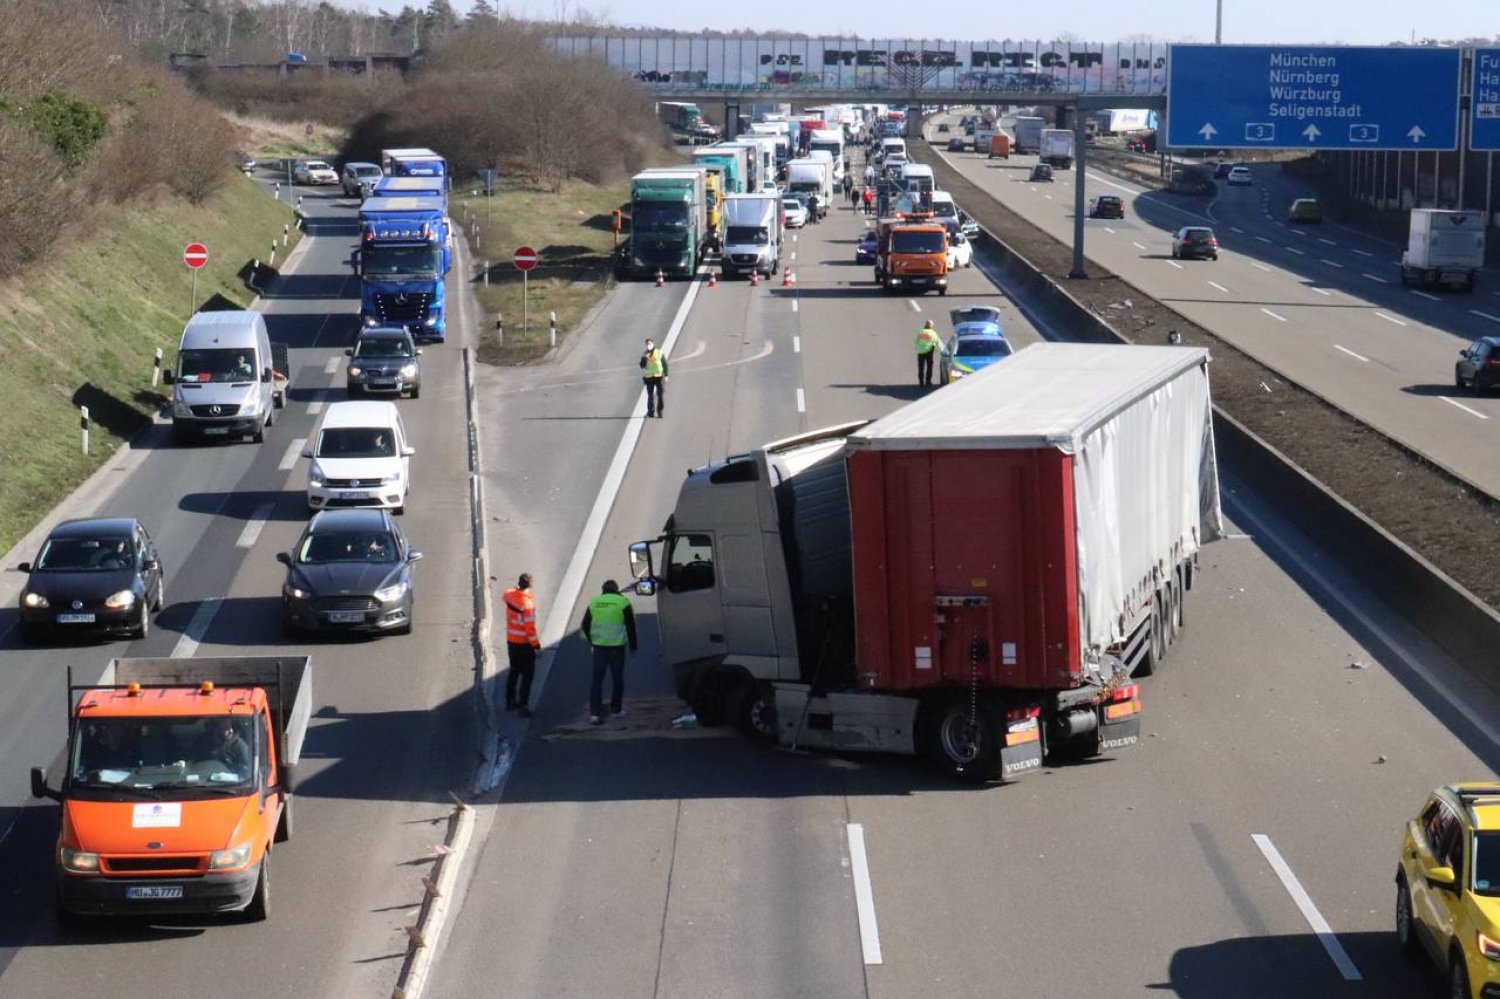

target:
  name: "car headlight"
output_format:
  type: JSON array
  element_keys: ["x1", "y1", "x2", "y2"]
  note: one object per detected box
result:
[
  {"x1": 241, "y1": 396, "x2": 261, "y2": 415},
  {"x1": 104, "y1": 590, "x2": 137, "y2": 610},
  {"x1": 22, "y1": 591, "x2": 48, "y2": 609},
  {"x1": 380, "y1": 472, "x2": 402, "y2": 484},
  {"x1": 1480, "y1": 931, "x2": 1500, "y2": 961},
  {"x1": 309, "y1": 463, "x2": 325, "y2": 487},
  {"x1": 208, "y1": 843, "x2": 253, "y2": 870},
  {"x1": 423, "y1": 314, "x2": 440, "y2": 327},
  {"x1": 173, "y1": 400, "x2": 193, "y2": 417},
  {"x1": 374, "y1": 580, "x2": 409, "y2": 602},
  {"x1": 284, "y1": 584, "x2": 309, "y2": 600},
  {"x1": 347, "y1": 366, "x2": 363, "y2": 378},
  {"x1": 60, "y1": 847, "x2": 99, "y2": 873},
  {"x1": 363, "y1": 315, "x2": 379, "y2": 328},
  {"x1": 399, "y1": 363, "x2": 418, "y2": 379}
]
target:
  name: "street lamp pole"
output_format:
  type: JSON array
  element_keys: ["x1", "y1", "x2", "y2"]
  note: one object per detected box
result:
[{"x1": 1215, "y1": 0, "x2": 1223, "y2": 44}]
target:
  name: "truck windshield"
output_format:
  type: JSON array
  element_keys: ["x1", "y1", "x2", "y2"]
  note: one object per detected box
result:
[
  {"x1": 179, "y1": 347, "x2": 256, "y2": 383},
  {"x1": 71, "y1": 716, "x2": 257, "y2": 794},
  {"x1": 891, "y1": 231, "x2": 946, "y2": 254},
  {"x1": 363, "y1": 244, "x2": 442, "y2": 278},
  {"x1": 727, "y1": 226, "x2": 769, "y2": 245},
  {"x1": 633, "y1": 203, "x2": 691, "y2": 232}
]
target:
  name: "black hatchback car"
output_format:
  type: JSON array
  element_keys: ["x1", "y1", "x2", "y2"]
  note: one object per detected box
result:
[
  {"x1": 346, "y1": 327, "x2": 421, "y2": 399},
  {"x1": 1089, "y1": 195, "x2": 1125, "y2": 219},
  {"x1": 277, "y1": 508, "x2": 421, "y2": 635},
  {"x1": 16, "y1": 518, "x2": 163, "y2": 642},
  {"x1": 1029, "y1": 163, "x2": 1054, "y2": 182},
  {"x1": 1456, "y1": 337, "x2": 1500, "y2": 392}
]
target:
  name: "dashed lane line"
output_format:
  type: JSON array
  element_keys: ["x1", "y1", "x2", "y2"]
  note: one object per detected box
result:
[
  {"x1": 1320, "y1": 259, "x2": 1344, "y2": 268},
  {"x1": 1442, "y1": 397, "x2": 1490, "y2": 420},
  {"x1": 279, "y1": 438, "x2": 306, "y2": 471},
  {"x1": 796, "y1": 388, "x2": 806, "y2": 414},
  {"x1": 1409, "y1": 290, "x2": 1441, "y2": 302},
  {"x1": 1208, "y1": 281, "x2": 1230, "y2": 293},
  {"x1": 1334, "y1": 344, "x2": 1369, "y2": 362},
  {"x1": 1361, "y1": 273, "x2": 1388, "y2": 284},
  {"x1": 1261, "y1": 308, "x2": 1287, "y2": 322},
  {"x1": 235, "y1": 503, "x2": 275, "y2": 549},
  {"x1": 1374, "y1": 312, "x2": 1407, "y2": 326},
  {"x1": 1252, "y1": 835, "x2": 1362, "y2": 982}
]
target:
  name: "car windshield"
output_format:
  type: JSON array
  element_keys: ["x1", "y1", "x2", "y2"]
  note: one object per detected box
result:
[
  {"x1": 726, "y1": 225, "x2": 768, "y2": 244},
  {"x1": 782, "y1": 200, "x2": 803, "y2": 214},
  {"x1": 1098, "y1": 197, "x2": 1120, "y2": 206},
  {"x1": 354, "y1": 337, "x2": 413, "y2": 358},
  {"x1": 1185, "y1": 230, "x2": 1214, "y2": 242},
  {"x1": 1474, "y1": 831, "x2": 1500, "y2": 896},
  {"x1": 891, "y1": 231, "x2": 945, "y2": 254},
  {"x1": 362, "y1": 244, "x2": 441, "y2": 279},
  {"x1": 70, "y1": 717, "x2": 256, "y2": 795},
  {"x1": 632, "y1": 203, "x2": 690, "y2": 232},
  {"x1": 956, "y1": 337, "x2": 1013, "y2": 358},
  {"x1": 354, "y1": 166, "x2": 382, "y2": 178},
  {"x1": 299, "y1": 530, "x2": 398, "y2": 564},
  {"x1": 317, "y1": 426, "x2": 396, "y2": 458},
  {"x1": 35, "y1": 535, "x2": 133, "y2": 571},
  {"x1": 179, "y1": 347, "x2": 256, "y2": 383},
  {"x1": 306, "y1": 161, "x2": 332, "y2": 171}
]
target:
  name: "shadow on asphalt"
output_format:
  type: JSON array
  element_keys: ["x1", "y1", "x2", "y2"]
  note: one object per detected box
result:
[
  {"x1": 177, "y1": 489, "x2": 307, "y2": 522},
  {"x1": 1158, "y1": 931, "x2": 1435, "y2": 998},
  {"x1": 828, "y1": 382, "x2": 933, "y2": 402}
]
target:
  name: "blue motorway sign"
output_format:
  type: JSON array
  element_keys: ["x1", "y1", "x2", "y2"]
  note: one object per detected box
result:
[
  {"x1": 1472, "y1": 50, "x2": 1500, "y2": 151},
  {"x1": 1166, "y1": 45, "x2": 1459, "y2": 151}
]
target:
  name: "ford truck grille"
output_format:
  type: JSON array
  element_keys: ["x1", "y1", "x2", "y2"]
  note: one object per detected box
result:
[{"x1": 105, "y1": 856, "x2": 206, "y2": 873}]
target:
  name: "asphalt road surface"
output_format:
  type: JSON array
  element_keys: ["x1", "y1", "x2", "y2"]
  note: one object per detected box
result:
[{"x1": 925, "y1": 122, "x2": 1500, "y2": 498}]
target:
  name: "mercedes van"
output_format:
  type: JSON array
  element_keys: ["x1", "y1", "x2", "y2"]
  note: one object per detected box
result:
[
  {"x1": 166, "y1": 310, "x2": 282, "y2": 444},
  {"x1": 302, "y1": 401, "x2": 414, "y2": 514}
]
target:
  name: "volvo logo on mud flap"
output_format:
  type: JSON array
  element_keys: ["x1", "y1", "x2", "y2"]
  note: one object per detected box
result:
[
  {"x1": 1003, "y1": 756, "x2": 1042, "y2": 774},
  {"x1": 1100, "y1": 734, "x2": 1139, "y2": 750}
]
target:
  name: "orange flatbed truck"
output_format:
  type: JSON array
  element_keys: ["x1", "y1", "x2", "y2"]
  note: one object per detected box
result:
[
  {"x1": 30, "y1": 656, "x2": 311, "y2": 922},
  {"x1": 873, "y1": 215, "x2": 949, "y2": 295}
]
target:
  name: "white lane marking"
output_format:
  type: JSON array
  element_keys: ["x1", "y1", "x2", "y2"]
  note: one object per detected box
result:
[
  {"x1": 674, "y1": 341, "x2": 707, "y2": 363},
  {"x1": 1255, "y1": 235, "x2": 1273, "y2": 243},
  {"x1": 1374, "y1": 312, "x2": 1407, "y2": 326},
  {"x1": 170, "y1": 597, "x2": 223, "y2": 659},
  {"x1": 1442, "y1": 396, "x2": 1490, "y2": 420},
  {"x1": 1334, "y1": 344, "x2": 1369, "y2": 362},
  {"x1": 308, "y1": 394, "x2": 325, "y2": 416},
  {"x1": 1470, "y1": 309, "x2": 1500, "y2": 323},
  {"x1": 1103, "y1": 226, "x2": 1116, "y2": 234},
  {"x1": 279, "y1": 438, "x2": 306, "y2": 471},
  {"x1": 1319, "y1": 259, "x2": 1344, "y2": 268},
  {"x1": 796, "y1": 388, "x2": 806, "y2": 413},
  {"x1": 791, "y1": 252, "x2": 797, "y2": 261},
  {"x1": 1351, "y1": 248, "x2": 1374, "y2": 257},
  {"x1": 236, "y1": 503, "x2": 275, "y2": 549},
  {"x1": 1230, "y1": 226, "x2": 1245, "y2": 234},
  {"x1": 1311, "y1": 287, "x2": 1332, "y2": 296},
  {"x1": 1318, "y1": 238, "x2": 1338, "y2": 246},
  {"x1": 1361, "y1": 273, "x2": 1387, "y2": 284},
  {"x1": 1043, "y1": 194, "x2": 1053, "y2": 200},
  {"x1": 1168, "y1": 260, "x2": 1184, "y2": 269},
  {"x1": 792, "y1": 300, "x2": 799, "y2": 313},
  {"x1": 1251, "y1": 835, "x2": 1362, "y2": 982},
  {"x1": 1409, "y1": 290, "x2": 1442, "y2": 302},
  {"x1": 1132, "y1": 241, "x2": 1147, "y2": 250},
  {"x1": 1261, "y1": 308, "x2": 1287, "y2": 322},
  {"x1": 908, "y1": 300, "x2": 921, "y2": 312},
  {"x1": 1285, "y1": 246, "x2": 1306, "y2": 255},
  {"x1": 793, "y1": 336, "x2": 801, "y2": 353},
  {"x1": 1252, "y1": 262, "x2": 1273, "y2": 272},
  {"x1": 847, "y1": 824, "x2": 883, "y2": 966},
  {"x1": 323, "y1": 356, "x2": 340, "y2": 374},
  {"x1": 1208, "y1": 281, "x2": 1230, "y2": 293}
]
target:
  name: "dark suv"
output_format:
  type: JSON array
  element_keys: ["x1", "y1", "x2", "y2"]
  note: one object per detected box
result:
[
  {"x1": 1088, "y1": 195, "x2": 1125, "y2": 219},
  {"x1": 1456, "y1": 337, "x2": 1500, "y2": 392},
  {"x1": 1171, "y1": 226, "x2": 1219, "y2": 261}
]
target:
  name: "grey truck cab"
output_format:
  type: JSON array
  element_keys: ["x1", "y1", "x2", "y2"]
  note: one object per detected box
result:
[{"x1": 165, "y1": 310, "x2": 284, "y2": 444}]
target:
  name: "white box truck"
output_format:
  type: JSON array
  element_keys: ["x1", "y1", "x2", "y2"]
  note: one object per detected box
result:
[
  {"x1": 1040, "y1": 128, "x2": 1075, "y2": 169},
  {"x1": 1401, "y1": 209, "x2": 1485, "y2": 291},
  {"x1": 1013, "y1": 116, "x2": 1045, "y2": 154},
  {"x1": 786, "y1": 157, "x2": 832, "y2": 218},
  {"x1": 721, "y1": 193, "x2": 783, "y2": 279}
]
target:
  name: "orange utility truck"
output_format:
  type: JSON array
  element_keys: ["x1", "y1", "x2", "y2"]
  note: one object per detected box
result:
[
  {"x1": 874, "y1": 215, "x2": 949, "y2": 295},
  {"x1": 31, "y1": 656, "x2": 311, "y2": 922}
]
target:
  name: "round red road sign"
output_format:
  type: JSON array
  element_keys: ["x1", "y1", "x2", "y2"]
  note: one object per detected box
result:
[
  {"x1": 183, "y1": 242, "x2": 209, "y2": 270},
  {"x1": 513, "y1": 246, "x2": 538, "y2": 271}
]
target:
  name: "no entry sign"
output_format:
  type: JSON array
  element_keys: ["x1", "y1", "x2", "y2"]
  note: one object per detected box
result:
[
  {"x1": 183, "y1": 242, "x2": 209, "y2": 269},
  {"x1": 513, "y1": 246, "x2": 538, "y2": 271}
]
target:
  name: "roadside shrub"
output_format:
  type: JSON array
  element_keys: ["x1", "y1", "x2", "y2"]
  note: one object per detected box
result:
[
  {"x1": 0, "y1": 92, "x2": 110, "y2": 168},
  {"x1": 0, "y1": 117, "x2": 75, "y2": 277},
  {"x1": 90, "y1": 85, "x2": 238, "y2": 205}
]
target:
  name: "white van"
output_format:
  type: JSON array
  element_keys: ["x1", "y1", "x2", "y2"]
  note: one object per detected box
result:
[
  {"x1": 902, "y1": 163, "x2": 935, "y2": 196},
  {"x1": 879, "y1": 137, "x2": 907, "y2": 163},
  {"x1": 166, "y1": 310, "x2": 282, "y2": 444},
  {"x1": 302, "y1": 401, "x2": 414, "y2": 514},
  {"x1": 928, "y1": 190, "x2": 959, "y2": 222}
]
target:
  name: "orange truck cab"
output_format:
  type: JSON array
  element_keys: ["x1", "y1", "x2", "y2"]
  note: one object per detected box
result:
[
  {"x1": 31, "y1": 656, "x2": 310, "y2": 922},
  {"x1": 874, "y1": 216, "x2": 949, "y2": 295},
  {"x1": 987, "y1": 133, "x2": 1011, "y2": 159}
]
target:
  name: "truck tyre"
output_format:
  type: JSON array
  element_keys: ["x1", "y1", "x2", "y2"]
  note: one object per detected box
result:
[
  {"x1": 727, "y1": 679, "x2": 777, "y2": 741},
  {"x1": 275, "y1": 796, "x2": 293, "y2": 843},
  {"x1": 918, "y1": 696, "x2": 1003, "y2": 781},
  {"x1": 245, "y1": 856, "x2": 270, "y2": 922}
]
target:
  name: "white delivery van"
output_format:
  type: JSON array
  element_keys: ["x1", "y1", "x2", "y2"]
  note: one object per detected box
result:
[
  {"x1": 721, "y1": 193, "x2": 783, "y2": 278},
  {"x1": 902, "y1": 163, "x2": 935, "y2": 197},
  {"x1": 879, "y1": 137, "x2": 907, "y2": 163},
  {"x1": 928, "y1": 190, "x2": 959, "y2": 223},
  {"x1": 303, "y1": 400, "x2": 415, "y2": 514},
  {"x1": 166, "y1": 310, "x2": 282, "y2": 444}
]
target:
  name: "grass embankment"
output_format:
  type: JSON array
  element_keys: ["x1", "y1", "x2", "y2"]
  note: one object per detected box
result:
[
  {"x1": 0, "y1": 177, "x2": 300, "y2": 553},
  {"x1": 227, "y1": 112, "x2": 349, "y2": 164},
  {"x1": 458, "y1": 179, "x2": 628, "y2": 364}
]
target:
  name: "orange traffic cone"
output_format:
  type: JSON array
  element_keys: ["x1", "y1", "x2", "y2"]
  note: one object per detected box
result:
[
  {"x1": 708, "y1": 270, "x2": 718, "y2": 288},
  {"x1": 655, "y1": 269, "x2": 665, "y2": 287},
  {"x1": 782, "y1": 268, "x2": 795, "y2": 288},
  {"x1": 750, "y1": 270, "x2": 760, "y2": 287}
]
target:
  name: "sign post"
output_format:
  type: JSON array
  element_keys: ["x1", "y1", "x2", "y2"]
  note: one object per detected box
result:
[
  {"x1": 183, "y1": 242, "x2": 208, "y2": 318},
  {"x1": 513, "y1": 246, "x2": 538, "y2": 331}
]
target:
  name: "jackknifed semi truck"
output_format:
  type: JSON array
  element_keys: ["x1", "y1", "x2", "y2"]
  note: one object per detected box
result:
[{"x1": 629, "y1": 344, "x2": 1222, "y2": 781}]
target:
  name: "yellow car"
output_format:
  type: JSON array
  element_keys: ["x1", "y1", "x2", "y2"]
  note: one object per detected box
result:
[{"x1": 1396, "y1": 783, "x2": 1500, "y2": 998}]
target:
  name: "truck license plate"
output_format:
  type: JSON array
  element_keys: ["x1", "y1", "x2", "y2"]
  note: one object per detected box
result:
[
  {"x1": 326, "y1": 611, "x2": 364, "y2": 623},
  {"x1": 56, "y1": 613, "x2": 95, "y2": 624},
  {"x1": 125, "y1": 885, "x2": 184, "y2": 900}
]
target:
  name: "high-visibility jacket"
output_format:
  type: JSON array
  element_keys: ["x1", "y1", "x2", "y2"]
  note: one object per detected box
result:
[
  {"x1": 642, "y1": 348, "x2": 665, "y2": 378},
  {"x1": 584, "y1": 592, "x2": 632, "y2": 647},
  {"x1": 915, "y1": 327, "x2": 942, "y2": 354},
  {"x1": 502, "y1": 586, "x2": 538, "y2": 647}
]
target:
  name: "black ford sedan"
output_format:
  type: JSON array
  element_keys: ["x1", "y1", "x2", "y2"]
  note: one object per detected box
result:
[
  {"x1": 16, "y1": 518, "x2": 164, "y2": 642},
  {"x1": 277, "y1": 508, "x2": 421, "y2": 635}
]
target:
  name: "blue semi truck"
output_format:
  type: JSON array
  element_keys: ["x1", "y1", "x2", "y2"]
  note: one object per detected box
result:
[
  {"x1": 355, "y1": 195, "x2": 451, "y2": 343},
  {"x1": 380, "y1": 147, "x2": 449, "y2": 186}
]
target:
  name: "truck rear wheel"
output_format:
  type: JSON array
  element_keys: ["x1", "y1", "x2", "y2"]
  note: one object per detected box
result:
[
  {"x1": 244, "y1": 856, "x2": 270, "y2": 922},
  {"x1": 918, "y1": 696, "x2": 1002, "y2": 781}
]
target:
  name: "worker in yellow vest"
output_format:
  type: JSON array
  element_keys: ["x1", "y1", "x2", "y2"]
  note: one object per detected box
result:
[
  {"x1": 915, "y1": 320, "x2": 942, "y2": 387},
  {"x1": 640, "y1": 337, "x2": 669, "y2": 418},
  {"x1": 580, "y1": 580, "x2": 638, "y2": 724}
]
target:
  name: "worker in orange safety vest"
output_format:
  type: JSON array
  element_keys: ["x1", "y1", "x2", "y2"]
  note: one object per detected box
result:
[{"x1": 503, "y1": 573, "x2": 541, "y2": 717}]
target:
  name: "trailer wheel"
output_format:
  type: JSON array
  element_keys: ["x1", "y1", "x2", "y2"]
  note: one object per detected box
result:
[
  {"x1": 919, "y1": 696, "x2": 1002, "y2": 781},
  {"x1": 1166, "y1": 574, "x2": 1183, "y2": 645},
  {"x1": 728, "y1": 679, "x2": 777, "y2": 741},
  {"x1": 245, "y1": 856, "x2": 270, "y2": 922},
  {"x1": 275, "y1": 795, "x2": 293, "y2": 843}
]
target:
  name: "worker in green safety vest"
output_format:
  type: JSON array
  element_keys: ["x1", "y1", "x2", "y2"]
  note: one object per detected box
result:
[
  {"x1": 915, "y1": 320, "x2": 942, "y2": 387},
  {"x1": 580, "y1": 580, "x2": 638, "y2": 724}
]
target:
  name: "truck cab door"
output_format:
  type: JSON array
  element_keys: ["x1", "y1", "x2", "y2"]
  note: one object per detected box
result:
[{"x1": 658, "y1": 532, "x2": 727, "y2": 668}]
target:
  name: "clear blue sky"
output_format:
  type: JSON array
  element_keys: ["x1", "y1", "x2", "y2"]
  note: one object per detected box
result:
[{"x1": 404, "y1": 1, "x2": 1494, "y2": 46}]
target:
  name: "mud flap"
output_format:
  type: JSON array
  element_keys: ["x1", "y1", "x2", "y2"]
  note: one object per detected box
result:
[
  {"x1": 999, "y1": 711, "x2": 1044, "y2": 778},
  {"x1": 1097, "y1": 714, "x2": 1141, "y2": 753}
]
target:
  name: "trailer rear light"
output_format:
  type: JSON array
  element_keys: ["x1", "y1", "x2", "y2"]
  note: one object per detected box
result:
[
  {"x1": 1103, "y1": 683, "x2": 1141, "y2": 721},
  {"x1": 1004, "y1": 706, "x2": 1041, "y2": 745},
  {"x1": 1107, "y1": 683, "x2": 1139, "y2": 703}
]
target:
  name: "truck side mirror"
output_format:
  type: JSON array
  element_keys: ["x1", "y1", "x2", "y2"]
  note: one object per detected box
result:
[
  {"x1": 628, "y1": 540, "x2": 655, "y2": 581},
  {"x1": 262, "y1": 367, "x2": 273, "y2": 383},
  {"x1": 634, "y1": 578, "x2": 657, "y2": 597},
  {"x1": 278, "y1": 762, "x2": 296, "y2": 794},
  {"x1": 162, "y1": 370, "x2": 174, "y2": 385},
  {"x1": 31, "y1": 766, "x2": 60, "y2": 801},
  {"x1": 17, "y1": 562, "x2": 31, "y2": 573}
]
